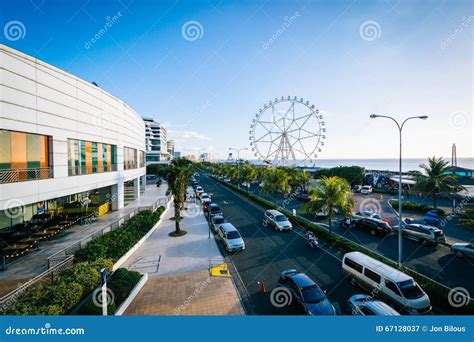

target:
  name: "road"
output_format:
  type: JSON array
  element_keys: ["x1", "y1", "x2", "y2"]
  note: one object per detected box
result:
[
  {"x1": 241, "y1": 181, "x2": 473, "y2": 295},
  {"x1": 198, "y1": 175, "x2": 473, "y2": 315}
]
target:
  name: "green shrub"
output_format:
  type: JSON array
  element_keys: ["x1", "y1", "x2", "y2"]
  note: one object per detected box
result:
[
  {"x1": 59, "y1": 263, "x2": 100, "y2": 293},
  {"x1": 213, "y1": 176, "x2": 474, "y2": 314},
  {"x1": 77, "y1": 297, "x2": 116, "y2": 316},
  {"x1": 390, "y1": 200, "x2": 446, "y2": 216}
]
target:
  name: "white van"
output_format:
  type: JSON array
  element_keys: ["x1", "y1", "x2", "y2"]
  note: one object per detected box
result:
[{"x1": 342, "y1": 252, "x2": 431, "y2": 315}]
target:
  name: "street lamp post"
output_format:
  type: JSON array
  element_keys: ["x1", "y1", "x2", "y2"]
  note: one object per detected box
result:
[
  {"x1": 369, "y1": 114, "x2": 428, "y2": 268},
  {"x1": 229, "y1": 147, "x2": 248, "y2": 189}
]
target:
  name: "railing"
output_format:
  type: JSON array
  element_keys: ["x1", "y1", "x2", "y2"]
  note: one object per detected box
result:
[
  {"x1": 68, "y1": 164, "x2": 118, "y2": 176},
  {"x1": 46, "y1": 194, "x2": 171, "y2": 269},
  {"x1": 0, "y1": 255, "x2": 73, "y2": 312},
  {"x1": 0, "y1": 167, "x2": 53, "y2": 184}
]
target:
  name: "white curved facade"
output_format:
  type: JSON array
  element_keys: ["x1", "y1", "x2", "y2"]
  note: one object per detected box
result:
[{"x1": 0, "y1": 44, "x2": 146, "y2": 214}]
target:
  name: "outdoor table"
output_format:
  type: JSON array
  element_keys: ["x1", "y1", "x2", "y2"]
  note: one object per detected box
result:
[
  {"x1": 19, "y1": 237, "x2": 41, "y2": 250},
  {"x1": 32, "y1": 231, "x2": 55, "y2": 240}
]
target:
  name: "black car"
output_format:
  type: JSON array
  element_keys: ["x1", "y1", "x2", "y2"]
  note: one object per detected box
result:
[
  {"x1": 207, "y1": 203, "x2": 223, "y2": 218},
  {"x1": 351, "y1": 217, "x2": 391, "y2": 236},
  {"x1": 278, "y1": 269, "x2": 336, "y2": 315},
  {"x1": 295, "y1": 193, "x2": 311, "y2": 202}
]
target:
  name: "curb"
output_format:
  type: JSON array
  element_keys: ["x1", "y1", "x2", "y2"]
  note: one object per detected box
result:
[
  {"x1": 114, "y1": 273, "x2": 149, "y2": 316},
  {"x1": 113, "y1": 198, "x2": 173, "y2": 271}
]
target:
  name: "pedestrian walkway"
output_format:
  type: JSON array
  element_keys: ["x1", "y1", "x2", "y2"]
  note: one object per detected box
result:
[
  {"x1": 122, "y1": 187, "x2": 222, "y2": 276},
  {"x1": 0, "y1": 184, "x2": 169, "y2": 296},
  {"x1": 122, "y1": 186, "x2": 245, "y2": 315},
  {"x1": 124, "y1": 269, "x2": 245, "y2": 315}
]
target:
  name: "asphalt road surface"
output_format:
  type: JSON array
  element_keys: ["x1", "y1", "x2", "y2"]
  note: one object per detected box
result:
[
  {"x1": 198, "y1": 175, "x2": 473, "y2": 315},
  {"x1": 238, "y1": 181, "x2": 473, "y2": 295}
]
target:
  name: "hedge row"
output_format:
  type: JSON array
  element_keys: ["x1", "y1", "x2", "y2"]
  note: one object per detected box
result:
[
  {"x1": 213, "y1": 176, "x2": 474, "y2": 315},
  {"x1": 3, "y1": 207, "x2": 165, "y2": 316},
  {"x1": 3, "y1": 258, "x2": 113, "y2": 315},
  {"x1": 77, "y1": 268, "x2": 142, "y2": 315},
  {"x1": 75, "y1": 208, "x2": 164, "y2": 263},
  {"x1": 390, "y1": 199, "x2": 446, "y2": 216}
]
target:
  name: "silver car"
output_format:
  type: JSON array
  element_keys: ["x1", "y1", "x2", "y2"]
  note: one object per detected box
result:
[
  {"x1": 209, "y1": 215, "x2": 225, "y2": 233},
  {"x1": 348, "y1": 294, "x2": 400, "y2": 316},
  {"x1": 393, "y1": 223, "x2": 446, "y2": 246},
  {"x1": 451, "y1": 243, "x2": 474, "y2": 259},
  {"x1": 264, "y1": 210, "x2": 292, "y2": 231},
  {"x1": 217, "y1": 223, "x2": 245, "y2": 252}
]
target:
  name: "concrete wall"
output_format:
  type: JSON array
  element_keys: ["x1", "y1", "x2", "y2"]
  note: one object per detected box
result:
[{"x1": 0, "y1": 44, "x2": 145, "y2": 211}]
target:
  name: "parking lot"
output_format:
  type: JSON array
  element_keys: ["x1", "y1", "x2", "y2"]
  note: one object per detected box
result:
[{"x1": 195, "y1": 174, "x2": 473, "y2": 315}]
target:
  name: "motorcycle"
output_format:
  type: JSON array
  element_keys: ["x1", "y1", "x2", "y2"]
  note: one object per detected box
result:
[{"x1": 306, "y1": 232, "x2": 319, "y2": 249}]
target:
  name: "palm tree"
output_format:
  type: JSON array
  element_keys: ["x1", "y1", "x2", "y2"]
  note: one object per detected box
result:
[
  {"x1": 410, "y1": 156, "x2": 464, "y2": 208},
  {"x1": 302, "y1": 176, "x2": 354, "y2": 235},
  {"x1": 166, "y1": 157, "x2": 193, "y2": 236},
  {"x1": 239, "y1": 165, "x2": 257, "y2": 192},
  {"x1": 262, "y1": 168, "x2": 291, "y2": 205},
  {"x1": 296, "y1": 170, "x2": 312, "y2": 192}
]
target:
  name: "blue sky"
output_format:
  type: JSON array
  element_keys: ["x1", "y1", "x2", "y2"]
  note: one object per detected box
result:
[{"x1": 1, "y1": 0, "x2": 472, "y2": 160}]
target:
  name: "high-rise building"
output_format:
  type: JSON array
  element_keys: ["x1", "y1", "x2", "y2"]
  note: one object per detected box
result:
[
  {"x1": 143, "y1": 118, "x2": 169, "y2": 164},
  {"x1": 167, "y1": 140, "x2": 175, "y2": 160}
]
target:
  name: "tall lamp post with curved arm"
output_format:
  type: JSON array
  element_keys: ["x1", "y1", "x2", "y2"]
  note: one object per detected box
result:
[
  {"x1": 370, "y1": 114, "x2": 428, "y2": 268},
  {"x1": 229, "y1": 147, "x2": 248, "y2": 189}
]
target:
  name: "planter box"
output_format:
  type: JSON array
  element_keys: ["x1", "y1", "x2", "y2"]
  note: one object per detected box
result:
[{"x1": 114, "y1": 273, "x2": 148, "y2": 316}]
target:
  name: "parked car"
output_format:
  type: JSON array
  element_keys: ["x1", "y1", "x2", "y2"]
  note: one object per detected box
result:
[
  {"x1": 424, "y1": 210, "x2": 440, "y2": 226},
  {"x1": 342, "y1": 252, "x2": 431, "y2": 315},
  {"x1": 348, "y1": 294, "x2": 400, "y2": 316},
  {"x1": 278, "y1": 269, "x2": 336, "y2": 315},
  {"x1": 351, "y1": 217, "x2": 392, "y2": 236},
  {"x1": 450, "y1": 243, "x2": 474, "y2": 259},
  {"x1": 353, "y1": 185, "x2": 362, "y2": 193},
  {"x1": 264, "y1": 210, "x2": 292, "y2": 231},
  {"x1": 200, "y1": 193, "x2": 211, "y2": 204},
  {"x1": 296, "y1": 193, "x2": 311, "y2": 202},
  {"x1": 209, "y1": 215, "x2": 225, "y2": 233},
  {"x1": 360, "y1": 185, "x2": 373, "y2": 195},
  {"x1": 208, "y1": 203, "x2": 223, "y2": 219},
  {"x1": 393, "y1": 223, "x2": 445, "y2": 246},
  {"x1": 217, "y1": 223, "x2": 245, "y2": 252},
  {"x1": 195, "y1": 186, "x2": 204, "y2": 197}
]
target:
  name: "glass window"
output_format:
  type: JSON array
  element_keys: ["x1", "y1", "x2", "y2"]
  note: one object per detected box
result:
[
  {"x1": 92, "y1": 142, "x2": 98, "y2": 173},
  {"x1": 364, "y1": 268, "x2": 381, "y2": 284},
  {"x1": 85, "y1": 141, "x2": 92, "y2": 174},
  {"x1": 40, "y1": 135, "x2": 49, "y2": 168},
  {"x1": 11, "y1": 131, "x2": 27, "y2": 170},
  {"x1": 344, "y1": 258, "x2": 363, "y2": 273},
  {"x1": 27, "y1": 133, "x2": 41, "y2": 170},
  {"x1": 0, "y1": 130, "x2": 11, "y2": 170}
]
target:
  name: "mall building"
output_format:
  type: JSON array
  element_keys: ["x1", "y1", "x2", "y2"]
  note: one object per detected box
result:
[{"x1": 0, "y1": 44, "x2": 146, "y2": 231}]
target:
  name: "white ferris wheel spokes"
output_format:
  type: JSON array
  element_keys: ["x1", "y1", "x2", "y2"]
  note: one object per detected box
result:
[{"x1": 249, "y1": 96, "x2": 326, "y2": 166}]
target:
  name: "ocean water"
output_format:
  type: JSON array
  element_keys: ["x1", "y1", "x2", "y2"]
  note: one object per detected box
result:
[{"x1": 250, "y1": 158, "x2": 474, "y2": 172}]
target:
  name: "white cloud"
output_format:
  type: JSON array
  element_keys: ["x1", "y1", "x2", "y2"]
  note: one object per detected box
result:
[{"x1": 168, "y1": 129, "x2": 211, "y2": 141}]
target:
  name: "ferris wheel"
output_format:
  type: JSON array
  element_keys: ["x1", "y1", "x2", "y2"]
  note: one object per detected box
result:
[{"x1": 249, "y1": 96, "x2": 326, "y2": 166}]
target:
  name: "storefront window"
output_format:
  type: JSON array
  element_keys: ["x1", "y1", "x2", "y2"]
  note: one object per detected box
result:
[
  {"x1": 123, "y1": 147, "x2": 138, "y2": 170},
  {"x1": 67, "y1": 139, "x2": 117, "y2": 176}
]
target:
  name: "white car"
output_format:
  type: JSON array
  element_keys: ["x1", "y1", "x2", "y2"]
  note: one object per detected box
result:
[
  {"x1": 264, "y1": 210, "x2": 292, "y2": 231},
  {"x1": 360, "y1": 185, "x2": 373, "y2": 195},
  {"x1": 217, "y1": 223, "x2": 245, "y2": 252},
  {"x1": 200, "y1": 192, "x2": 211, "y2": 204},
  {"x1": 195, "y1": 186, "x2": 204, "y2": 197}
]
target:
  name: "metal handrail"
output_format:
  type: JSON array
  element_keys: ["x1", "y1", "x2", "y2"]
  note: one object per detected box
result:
[{"x1": 0, "y1": 167, "x2": 53, "y2": 184}]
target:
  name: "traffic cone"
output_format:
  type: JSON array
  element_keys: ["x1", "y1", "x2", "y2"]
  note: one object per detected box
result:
[{"x1": 258, "y1": 280, "x2": 267, "y2": 293}]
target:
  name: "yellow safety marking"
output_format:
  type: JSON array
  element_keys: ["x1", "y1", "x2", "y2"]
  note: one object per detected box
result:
[{"x1": 210, "y1": 263, "x2": 231, "y2": 277}]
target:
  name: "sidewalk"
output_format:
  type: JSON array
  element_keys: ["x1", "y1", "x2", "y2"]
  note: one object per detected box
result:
[
  {"x1": 122, "y1": 186, "x2": 245, "y2": 315},
  {"x1": 0, "y1": 184, "x2": 168, "y2": 296}
]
